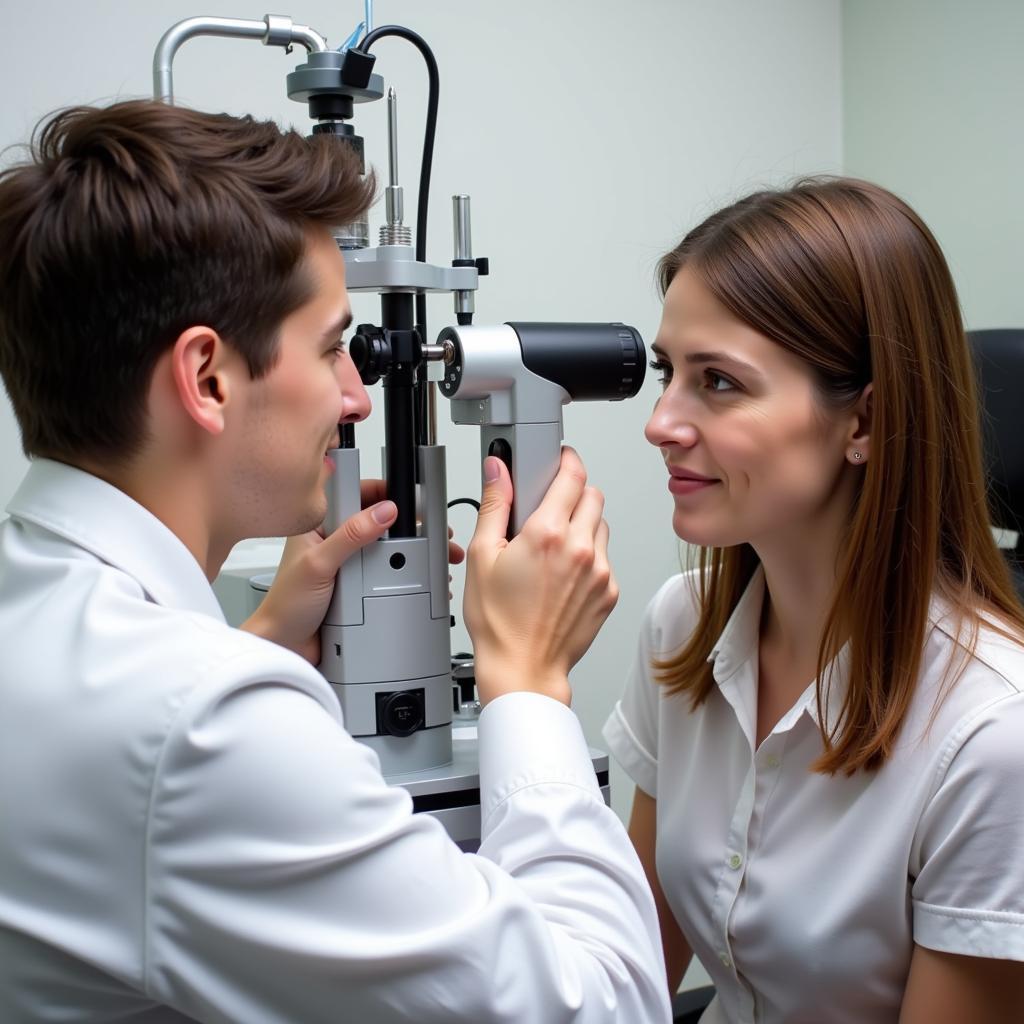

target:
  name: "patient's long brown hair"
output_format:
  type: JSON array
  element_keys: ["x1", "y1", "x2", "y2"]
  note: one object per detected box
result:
[{"x1": 654, "y1": 178, "x2": 1024, "y2": 774}]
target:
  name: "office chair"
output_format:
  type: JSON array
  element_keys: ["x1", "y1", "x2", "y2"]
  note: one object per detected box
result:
[
  {"x1": 672, "y1": 985, "x2": 716, "y2": 1023},
  {"x1": 968, "y1": 328, "x2": 1024, "y2": 599}
]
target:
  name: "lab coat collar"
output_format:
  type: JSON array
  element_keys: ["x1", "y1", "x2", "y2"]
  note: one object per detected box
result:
[{"x1": 6, "y1": 459, "x2": 225, "y2": 623}]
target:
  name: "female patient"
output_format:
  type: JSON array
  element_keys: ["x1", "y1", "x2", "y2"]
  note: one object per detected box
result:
[{"x1": 604, "y1": 178, "x2": 1024, "y2": 1022}]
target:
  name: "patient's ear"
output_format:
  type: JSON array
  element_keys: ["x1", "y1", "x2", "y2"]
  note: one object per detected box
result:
[
  {"x1": 845, "y1": 382, "x2": 872, "y2": 464},
  {"x1": 169, "y1": 327, "x2": 234, "y2": 436}
]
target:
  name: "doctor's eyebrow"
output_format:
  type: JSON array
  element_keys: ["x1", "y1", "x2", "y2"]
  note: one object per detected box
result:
[{"x1": 321, "y1": 311, "x2": 353, "y2": 344}]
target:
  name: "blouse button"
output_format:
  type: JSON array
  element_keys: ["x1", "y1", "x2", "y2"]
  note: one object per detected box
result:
[
  {"x1": 765, "y1": 754, "x2": 781, "y2": 769},
  {"x1": 719, "y1": 951, "x2": 732, "y2": 968},
  {"x1": 728, "y1": 852, "x2": 743, "y2": 870}
]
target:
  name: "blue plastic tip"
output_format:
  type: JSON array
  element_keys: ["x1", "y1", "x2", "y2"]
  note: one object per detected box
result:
[{"x1": 337, "y1": 21, "x2": 365, "y2": 53}]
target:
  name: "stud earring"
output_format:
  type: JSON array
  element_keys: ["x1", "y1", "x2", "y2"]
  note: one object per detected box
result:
[{"x1": 852, "y1": 451, "x2": 863, "y2": 462}]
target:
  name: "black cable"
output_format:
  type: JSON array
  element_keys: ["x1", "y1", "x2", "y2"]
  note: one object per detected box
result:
[
  {"x1": 359, "y1": 25, "x2": 438, "y2": 364},
  {"x1": 447, "y1": 497, "x2": 481, "y2": 512}
]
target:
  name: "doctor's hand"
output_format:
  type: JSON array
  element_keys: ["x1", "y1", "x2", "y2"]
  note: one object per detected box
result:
[
  {"x1": 357, "y1": 480, "x2": 467, "y2": 569},
  {"x1": 464, "y1": 448, "x2": 618, "y2": 707},
  {"x1": 240, "y1": 481, "x2": 467, "y2": 663},
  {"x1": 241, "y1": 484, "x2": 397, "y2": 663}
]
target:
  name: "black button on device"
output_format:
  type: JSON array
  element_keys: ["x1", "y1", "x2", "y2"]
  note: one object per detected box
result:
[
  {"x1": 487, "y1": 437, "x2": 512, "y2": 474},
  {"x1": 487, "y1": 438, "x2": 515, "y2": 541},
  {"x1": 375, "y1": 688, "x2": 426, "y2": 738}
]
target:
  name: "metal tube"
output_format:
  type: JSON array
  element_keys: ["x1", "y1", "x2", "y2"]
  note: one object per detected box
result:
[
  {"x1": 452, "y1": 195, "x2": 472, "y2": 261},
  {"x1": 288, "y1": 23, "x2": 329, "y2": 53},
  {"x1": 387, "y1": 89, "x2": 399, "y2": 187},
  {"x1": 425, "y1": 382, "x2": 438, "y2": 446},
  {"x1": 422, "y1": 339, "x2": 445, "y2": 442},
  {"x1": 153, "y1": 15, "x2": 328, "y2": 103},
  {"x1": 452, "y1": 195, "x2": 475, "y2": 325},
  {"x1": 384, "y1": 88, "x2": 404, "y2": 228}
]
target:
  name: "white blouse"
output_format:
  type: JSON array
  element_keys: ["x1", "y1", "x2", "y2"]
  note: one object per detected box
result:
[{"x1": 603, "y1": 566, "x2": 1024, "y2": 1024}]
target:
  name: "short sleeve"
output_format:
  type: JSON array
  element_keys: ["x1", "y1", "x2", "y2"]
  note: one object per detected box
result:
[
  {"x1": 603, "y1": 576, "x2": 688, "y2": 798},
  {"x1": 911, "y1": 691, "x2": 1024, "y2": 961}
]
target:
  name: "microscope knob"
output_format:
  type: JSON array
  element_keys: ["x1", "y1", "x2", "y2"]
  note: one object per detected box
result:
[
  {"x1": 350, "y1": 327, "x2": 392, "y2": 386},
  {"x1": 375, "y1": 689, "x2": 426, "y2": 738}
]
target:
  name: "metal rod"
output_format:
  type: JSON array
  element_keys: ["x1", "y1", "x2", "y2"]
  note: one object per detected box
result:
[
  {"x1": 153, "y1": 15, "x2": 327, "y2": 103},
  {"x1": 425, "y1": 382, "x2": 438, "y2": 446},
  {"x1": 384, "y1": 88, "x2": 404, "y2": 229},
  {"x1": 452, "y1": 195, "x2": 472, "y2": 261},
  {"x1": 287, "y1": 23, "x2": 328, "y2": 53},
  {"x1": 452, "y1": 195, "x2": 475, "y2": 325},
  {"x1": 387, "y1": 88, "x2": 399, "y2": 187}
]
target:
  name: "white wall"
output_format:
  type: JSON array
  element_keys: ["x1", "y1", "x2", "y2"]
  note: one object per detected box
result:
[
  {"x1": 0, "y1": 0, "x2": 842, "y2": 825},
  {"x1": 842, "y1": 0, "x2": 1024, "y2": 330}
]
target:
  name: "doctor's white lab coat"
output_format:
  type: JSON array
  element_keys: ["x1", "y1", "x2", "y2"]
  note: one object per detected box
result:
[{"x1": 0, "y1": 459, "x2": 670, "y2": 1024}]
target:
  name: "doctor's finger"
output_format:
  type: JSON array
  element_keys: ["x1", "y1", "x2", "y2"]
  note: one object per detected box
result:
[
  {"x1": 469, "y1": 457, "x2": 513, "y2": 556},
  {"x1": 533, "y1": 448, "x2": 587, "y2": 522},
  {"x1": 568, "y1": 486, "x2": 606, "y2": 538},
  {"x1": 593, "y1": 520, "x2": 618, "y2": 609},
  {"x1": 318, "y1": 501, "x2": 397, "y2": 573}
]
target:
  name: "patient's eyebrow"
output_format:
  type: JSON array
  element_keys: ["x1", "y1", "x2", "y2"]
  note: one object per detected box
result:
[
  {"x1": 651, "y1": 343, "x2": 763, "y2": 380},
  {"x1": 684, "y1": 350, "x2": 764, "y2": 381}
]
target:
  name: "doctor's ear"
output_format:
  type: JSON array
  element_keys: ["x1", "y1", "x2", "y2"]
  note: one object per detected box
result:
[
  {"x1": 846, "y1": 382, "x2": 873, "y2": 466},
  {"x1": 170, "y1": 327, "x2": 236, "y2": 436}
]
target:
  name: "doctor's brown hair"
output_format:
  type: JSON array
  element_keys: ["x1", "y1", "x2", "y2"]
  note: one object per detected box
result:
[
  {"x1": 654, "y1": 177, "x2": 1024, "y2": 774},
  {"x1": 0, "y1": 100, "x2": 374, "y2": 463}
]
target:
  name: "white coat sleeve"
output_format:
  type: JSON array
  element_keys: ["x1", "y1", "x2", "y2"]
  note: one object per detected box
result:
[{"x1": 143, "y1": 664, "x2": 671, "y2": 1023}]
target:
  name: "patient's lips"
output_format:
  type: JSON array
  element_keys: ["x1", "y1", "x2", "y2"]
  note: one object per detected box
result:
[{"x1": 666, "y1": 464, "x2": 718, "y2": 496}]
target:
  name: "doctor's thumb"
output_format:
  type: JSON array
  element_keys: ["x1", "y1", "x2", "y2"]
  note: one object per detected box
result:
[
  {"x1": 322, "y1": 500, "x2": 397, "y2": 570},
  {"x1": 472, "y1": 456, "x2": 513, "y2": 549}
]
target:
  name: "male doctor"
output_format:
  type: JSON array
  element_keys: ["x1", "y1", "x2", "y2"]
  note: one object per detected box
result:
[{"x1": 0, "y1": 101, "x2": 670, "y2": 1022}]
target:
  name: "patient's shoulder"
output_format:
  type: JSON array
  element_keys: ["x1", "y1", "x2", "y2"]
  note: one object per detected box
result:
[{"x1": 641, "y1": 569, "x2": 704, "y2": 656}]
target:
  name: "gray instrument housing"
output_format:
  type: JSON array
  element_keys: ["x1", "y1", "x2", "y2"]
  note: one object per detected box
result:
[
  {"x1": 439, "y1": 323, "x2": 570, "y2": 536},
  {"x1": 320, "y1": 445, "x2": 453, "y2": 774}
]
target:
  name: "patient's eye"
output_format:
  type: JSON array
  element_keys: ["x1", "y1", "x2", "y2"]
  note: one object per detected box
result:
[
  {"x1": 703, "y1": 369, "x2": 737, "y2": 393},
  {"x1": 650, "y1": 358, "x2": 673, "y2": 388}
]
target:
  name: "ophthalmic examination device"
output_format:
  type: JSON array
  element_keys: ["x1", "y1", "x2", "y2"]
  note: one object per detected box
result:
[{"x1": 154, "y1": 5, "x2": 647, "y2": 849}]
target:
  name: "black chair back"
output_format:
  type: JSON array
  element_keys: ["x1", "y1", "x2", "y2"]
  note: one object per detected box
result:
[{"x1": 968, "y1": 328, "x2": 1024, "y2": 592}]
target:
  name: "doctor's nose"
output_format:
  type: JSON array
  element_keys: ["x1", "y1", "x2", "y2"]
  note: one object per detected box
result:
[{"x1": 338, "y1": 354, "x2": 372, "y2": 424}]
